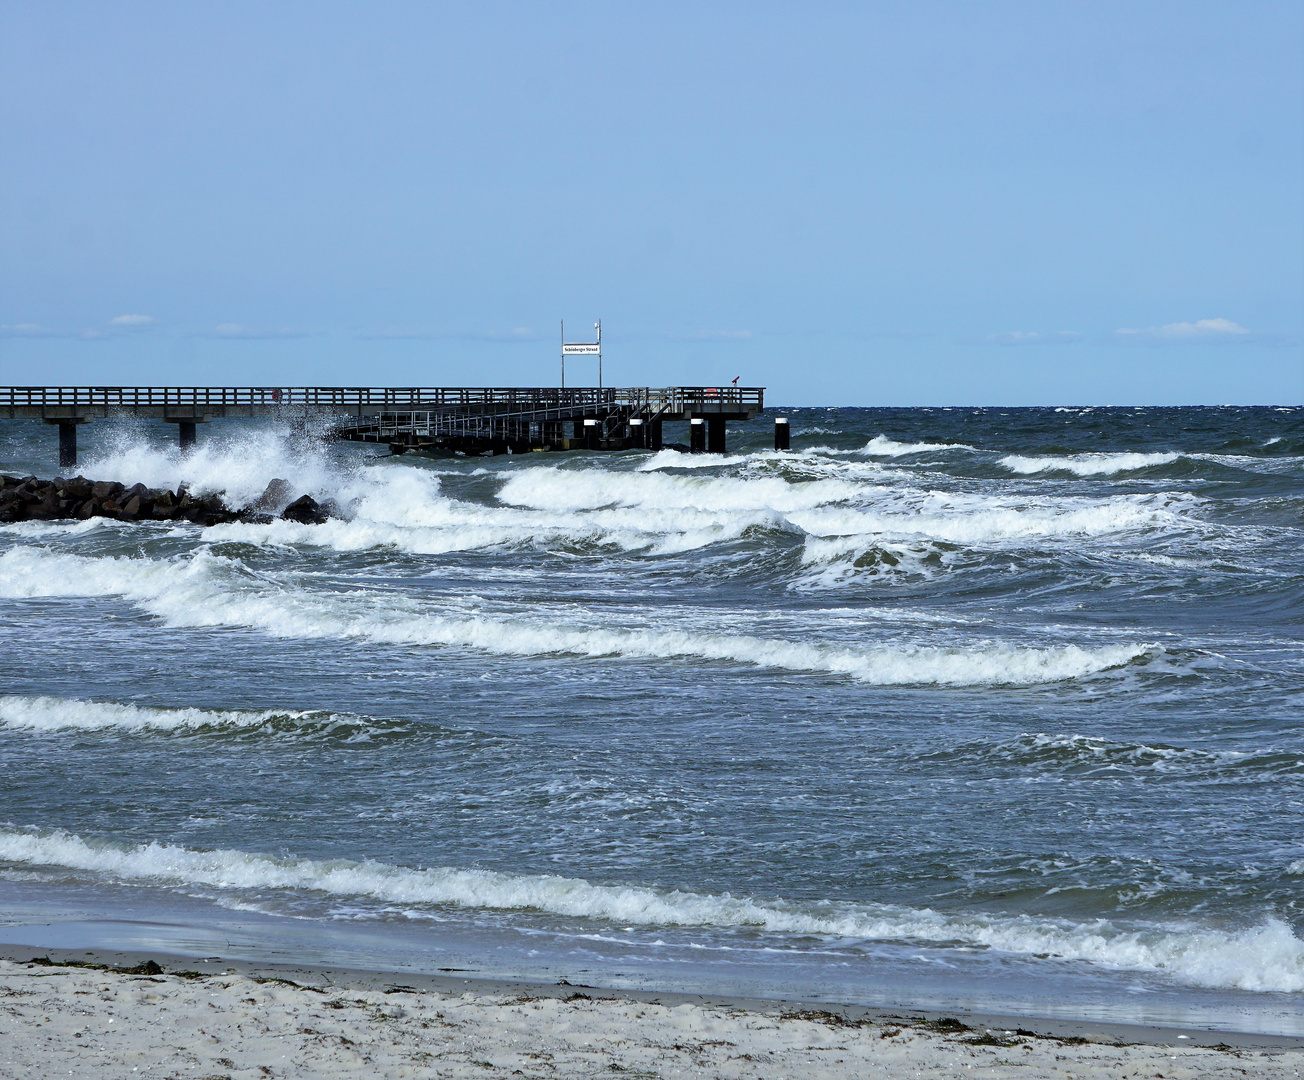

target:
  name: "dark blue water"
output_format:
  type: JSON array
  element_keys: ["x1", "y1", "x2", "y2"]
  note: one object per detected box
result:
[{"x1": 0, "y1": 406, "x2": 1301, "y2": 1032}]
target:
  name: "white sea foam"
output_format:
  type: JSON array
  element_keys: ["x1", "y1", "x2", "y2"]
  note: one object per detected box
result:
[
  {"x1": 494, "y1": 465, "x2": 1190, "y2": 555},
  {"x1": 42, "y1": 432, "x2": 1200, "y2": 568},
  {"x1": 82, "y1": 427, "x2": 355, "y2": 509},
  {"x1": 795, "y1": 493, "x2": 1186, "y2": 550},
  {"x1": 0, "y1": 695, "x2": 329, "y2": 733},
  {"x1": 635, "y1": 450, "x2": 755, "y2": 471},
  {"x1": 999, "y1": 452, "x2": 1182, "y2": 476},
  {"x1": 498, "y1": 466, "x2": 863, "y2": 515},
  {"x1": 859, "y1": 436, "x2": 974, "y2": 457},
  {"x1": 2, "y1": 827, "x2": 1301, "y2": 993},
  {"x1": 995, "y1": 733, "x2": 1251, "y2": 773},
  {"x1": 0, "y1": 547, "x2": 1152, "y2": 685}
]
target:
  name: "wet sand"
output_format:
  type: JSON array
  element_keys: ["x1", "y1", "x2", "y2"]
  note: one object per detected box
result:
[{"x1": 2, "y1": 951, "x2": 1302, "y2": 1079}]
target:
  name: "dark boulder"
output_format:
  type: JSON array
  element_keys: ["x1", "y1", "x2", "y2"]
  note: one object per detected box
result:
[
  {"x1": 0, "y1": 473, "x2": 249, "y2": 527},
  {"x1": 251, "y1": 478, "x2": 294, "y2": 512},
  {"x1": 282, "y1": 494, "x2": 329, "y2": 524},
  {"x1": 318, "y1": 497, "x2": 348, "y2": 521}
]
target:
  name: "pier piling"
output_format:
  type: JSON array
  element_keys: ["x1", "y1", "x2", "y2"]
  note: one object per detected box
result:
[
  {"x1": 690, "y1": 418, "x2": 706, "y2": 453},
  {"x1": 708, "y1": 416, "x2": 727, "y2": 454},
  {"x1": 628, "y1": 417, "x2": 645, "y2": 448},
  {"x1": 774, "y1": 416, "x2": 790, "y2": 451},
  {"x1": 43, "y1": 418, "x2": 86, "y2": 468}
]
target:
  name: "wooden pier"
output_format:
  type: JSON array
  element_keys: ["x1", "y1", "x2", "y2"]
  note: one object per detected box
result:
[{"x1": 0, "y1": 386, "x2": 765, "y2": 464}]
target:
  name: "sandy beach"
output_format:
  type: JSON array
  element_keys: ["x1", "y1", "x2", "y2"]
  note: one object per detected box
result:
[{"x1": 2, "y1": 954, "x2": 1302, "y2": 1080}]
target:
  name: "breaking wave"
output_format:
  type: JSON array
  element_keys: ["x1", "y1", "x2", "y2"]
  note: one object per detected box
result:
[
  {"x1": 0, "y1": 695, "x2": 406, "y2": 741},
  {"x1": 28, "y1": 430, "x2": 1204, "y2": 571},
  {"x1": 0, "y1": 547, "x2": 1154, "y2": 686},
  {"x1": 926, "y1": 732, "x2": 1304, "y2": 778},
  {"x1": 3, "y1": 827, "x2": 1302, "y2": 993},
  {"x1": 860, "y1": 436, "x2": 975, "y2": 456},
  {"x1": 82, "y1": 426, "x2": 354, "y2": 509},
  {"x1": 1000, "y1": 452, "x2": 1183, "y2": 476}
]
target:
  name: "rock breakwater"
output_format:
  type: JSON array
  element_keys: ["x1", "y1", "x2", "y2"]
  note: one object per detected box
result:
[{"x1": 0, "y1": 475, "x2": 336, "y2": 526}]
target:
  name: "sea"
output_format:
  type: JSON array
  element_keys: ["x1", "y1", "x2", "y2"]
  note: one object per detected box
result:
[{"x1": 0, "y1": 405, "x2": 1301, "y2": 1034}]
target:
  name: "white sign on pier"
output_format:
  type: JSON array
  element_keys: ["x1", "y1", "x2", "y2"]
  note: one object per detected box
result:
[{"x1": 561, "y1": 320, "x2": 602, "y2": 388}]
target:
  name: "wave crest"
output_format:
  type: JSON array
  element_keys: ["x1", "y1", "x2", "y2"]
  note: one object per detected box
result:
[
  {"x1": 0, "y1": 548, "x2": 1154, "y2": 687},
  {"x1": 0, "y1": 695, "x2": 392, "y2": 740},
  {"x1": 3, "y1": 828, "x2": 1302, "y2": 993},
  {"x1": 1000, "y1": 452, "x2": 1182, "y2": 476}
]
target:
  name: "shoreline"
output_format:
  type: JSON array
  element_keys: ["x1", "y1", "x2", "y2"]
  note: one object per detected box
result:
[
  {"x1": 3, "y1": 944, "x2": 1301, "y2": 1052},
  {"x1": 3, "y1": 952, "x2": 1303, "y2": 1080}
]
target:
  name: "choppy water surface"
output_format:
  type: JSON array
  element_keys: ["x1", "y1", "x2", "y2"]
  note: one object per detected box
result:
[{"x1": 0, "y1": 406, "x2": 1301, "y2": 1031}]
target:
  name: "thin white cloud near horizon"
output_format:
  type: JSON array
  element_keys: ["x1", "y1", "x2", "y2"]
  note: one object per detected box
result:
[
  {"x1": 108, "y1": 314, "x2": 155, "y2": 327},
  {"x1": 1116, "y1": 318, "x2": 1251, "y2": 340},
  {"x1": 203, "y1": 323, "x2": 314, "y2": 340},
  {"x1": 987, "y1": 330, "x2": 1083, "y2": 346}
]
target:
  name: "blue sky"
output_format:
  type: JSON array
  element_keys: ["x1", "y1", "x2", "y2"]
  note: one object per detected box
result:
[{"x1": 1, "y1": 1, "x2": 1300, "y2": 404}]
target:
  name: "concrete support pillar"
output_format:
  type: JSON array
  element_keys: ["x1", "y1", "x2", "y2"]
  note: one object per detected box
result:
[
  {"x1": 58, "y1": 422, "x2": 78, "y2": 468},
  {"x1": 43, "y1": 417, "x2": 88, "y2": 468},
  {"x1": 650, "y1": 419, "x2": 663, "y2": 451},
  {"x1": 178, "y1": 422, "x2": 197, "y2": 451},
  {"x1": 707, "y1": 416, "x2": 726, "y2": 454},
  {"x1": 628, "y1": 418, "x2": 645, "y2": 448},
  {"x1": 584, "y1": 418, "x2": 600, "y2": 450},
  {"x1": 774, "y1": 416, "x2": 790, "y2": 450},
  {"x1": 689, "y1": 418, "x2": 706, "y2": 453}
]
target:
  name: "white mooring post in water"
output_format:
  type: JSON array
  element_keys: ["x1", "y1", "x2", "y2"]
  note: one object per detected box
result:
[{"x1": 561, "y1": 319, "x2": 602, "y2": 389}]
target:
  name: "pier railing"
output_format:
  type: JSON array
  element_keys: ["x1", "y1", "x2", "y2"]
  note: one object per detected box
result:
[
  {"x1": 5, "y1": 385, "x2": 765, "y2": 464},
  {"x1": 0, "y1": 386, "x2": 763, "y2": 412}
]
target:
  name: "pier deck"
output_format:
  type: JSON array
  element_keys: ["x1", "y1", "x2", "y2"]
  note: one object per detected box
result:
[{"x1": 0, "y1": 386, "x2": 765, "y2": 463}]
